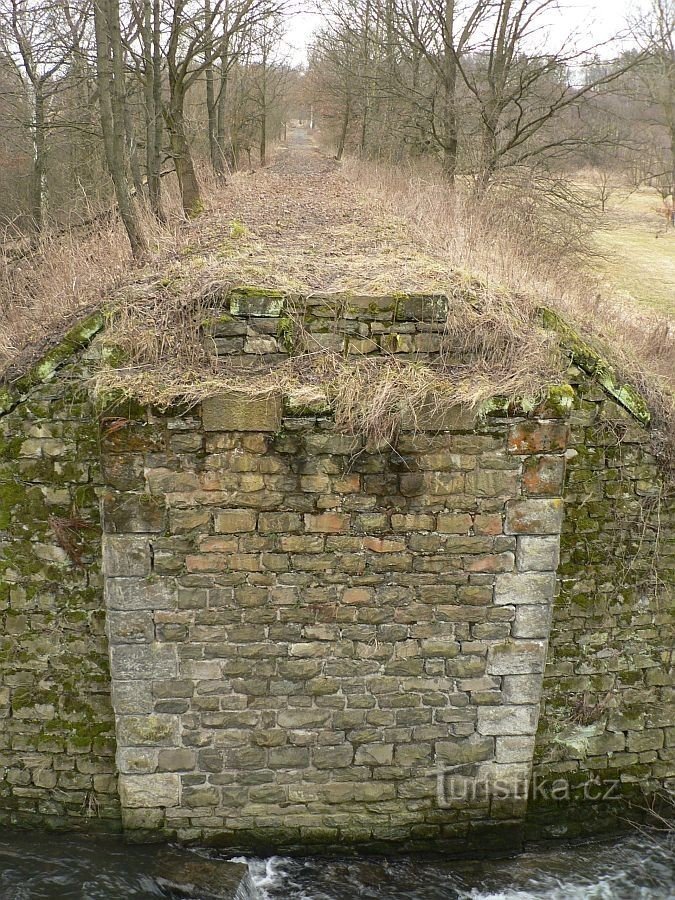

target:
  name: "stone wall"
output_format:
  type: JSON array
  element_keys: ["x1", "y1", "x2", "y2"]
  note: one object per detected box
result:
[
  {"x1": 530, "y1": 368, "x2": 675, "y2": 838},
  {"x1": 103, "y1": 395, "x2": 569, "y2": 849},
  {"x1": 1, "y1": 292, "x2": 673, "y2": 851},
  {"x1": 0, "y1": 319, "x2": 120, "y2": 832}
]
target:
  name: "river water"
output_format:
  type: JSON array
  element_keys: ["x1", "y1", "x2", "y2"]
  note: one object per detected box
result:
[{"x1": 0, "y1": 831, "x2": 673, "y2": 899}]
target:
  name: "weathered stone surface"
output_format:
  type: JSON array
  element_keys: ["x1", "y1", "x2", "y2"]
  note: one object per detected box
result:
[
  {"x1": 103, "y1": 535, "x2": 152, "y2": 577},
  {"x1": 111, "y1": 645, "x2": 178, "y2": 680},
  {"x1": 516, "y1": 536, "x2": 560, "y2": 572},
  {"x1": 512, "y1": 605, "x2": 552, "y2": 639},
  {"x1": 202, "y1": 393, "x2": 282, "y2": 431},
  {"x1": 487, "y1": 641, "x2": 547, "y2": 675},
  {"x1": 106, "y1": 578, "x2": 176, "y2": 611},
  {"x1": 4, "y1": 296, "x2": 674, "y2": 852},
  {"x1": 505, "y1": 499, "x2": 564, "y2": 534},
  {"x1": 494, "y1": 573, "x2": 556, "y2": 605},
  {"x1": 436, "y1": 735, "x2": 494, "y2": 765},
  {"x1": 117, "y1": 715, "x2": 180, "y2": 746},
  {"x1": 214, "y1": 509, "x2": 258, "y2": 533},
  {"x1": 477, "y1": 705, "x2": 539, "y2": 736},
  {"x1": 119, "y1": 773, "x2": 180, "y2": 808},
  {"x1": 507, "y1": 422, "x2": 568, "y2": 454}
]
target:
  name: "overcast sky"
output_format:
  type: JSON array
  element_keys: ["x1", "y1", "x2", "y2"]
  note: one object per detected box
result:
[{"x1": 280, "y1": 0, "x2": 647, "y2": 67}]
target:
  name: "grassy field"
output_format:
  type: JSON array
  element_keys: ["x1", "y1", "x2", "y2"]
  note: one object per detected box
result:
[{"x1": 590, "y1": 184, "x2": 674, "y2": 317}]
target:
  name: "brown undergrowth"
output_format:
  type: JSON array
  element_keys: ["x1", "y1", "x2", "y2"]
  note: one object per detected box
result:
[
  {"x1": 92, "y1": 259, "x2": 564, "y2": 448},
  {"x1": 1, "y1": 131, "x2": 673, "y2": 465}
]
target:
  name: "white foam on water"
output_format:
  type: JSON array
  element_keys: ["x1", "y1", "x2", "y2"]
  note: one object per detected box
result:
[
  {"x1": 229, "y1": 835, "x2": 675, "y2": 900},
  {"x1": 231, "y1": 855, "x2": 318, "y2": 900}
]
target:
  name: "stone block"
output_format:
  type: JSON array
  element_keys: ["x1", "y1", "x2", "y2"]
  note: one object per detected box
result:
[
  {"x1": 107, "y1": 610, "x2": 154, "y2": 644},
  {"x1": 268, "y1": 747, "x2": 311, "y2": 768},
  {"x1": 278, "y1": 709, "x2": 331, "y2": 728},
  {"x1": 117, "y1": 714, "x2": 180, "y2": 747},
  {"x1": 504, "y1": 499, "x2": 564, "y2": 535},
  {"x1": 512, "y1": 605, "x2": 552, "y2": 639},
  {"x1": 494, "y1": 572, "x2": 556, "y2": 605},
  {"x1": 304, "y1": 513, "x2": 350, "y2": 533},
  {"x1": 495, "y1": 736, "x2": 536, "y2": 763},
  {"x1": 586, "y1": 731, "x2": 625, "y2": 755},
  {"x1": 258, "y1": 512, "x2": 302, "y2": 533},
  {"x1": 391, "y1": 513, "x2": 435, "y2": 531},
  {"x1": 477, "y1": 705, "x2": 539, "y2": 736},
  {"x1": 465, "y1": 470, "x2": 520, "y2": 498},
  {"x1": 183, "y1": 785, "x2": 220, "y2": 807},
  {"x1": 523, "y1": 455, "x2": 566, "y2": 496},
  {"x1": 435, "y1": 735, "x2": 494, "y2": 765},
  {"x1": 158, "y1": 749, "x2": 197, "y2": 772},
  {"x1": 103, "y1": 535, "x2": 152, "y2": 577},
  {"x1": 112, "y1": 681, "x2": 154, "y2": 714},
  {"x1": 202, "y1": 393, "x2": 282, "y2": 432},
  {"x1": 313, "y1": 745, "x2": 354, "y2": 768},
  {"x1": 363, "y1": 537, "x2": 407, "y2": 553},
  {"x1": 395, "y1": 294, "x2": 448, "y2": 321},
  {"x1": 117, "y1": 748, "x2": 158, "y2": 774},
  {"x1": 627, "y1": 729, "x2": 665, "y2": 752},
  {"x1": 121, "y1": 808, "x2": 166, "y2": 830},
  {"x1": 214, "y1": 509, "x2": 258, "y2": 533},
  {"x1": 106, "y1": 578, "x2": 176, "y2": 612},
  {"x1": 354, "y1": 743, "x2": 394, "y2": 766},
  {"x1": 516, "y1": 536, "x2": 560, "y2": 572},
  {"x1": 103, "y1": 492, "x2": 166, "y2": 533},
  {"x1": 110, "y1": 645, "x2": 178, "y2": 680},
  {"x1": 394, "y1": 743, "x2": 433, "y2": 766},
  {"x1": 119, "y1": 773, "x2": 180, "y2": 808},
  {"x1": 487, "y1": 641, "x2": 547, "y2": 675},
  {"x1": 229, "y1": 292, "x2": 284, "y2": 316},
  {"x1": 170, "y1": 508, "x2": 211, "y2": 533},
  {"x1": 420, "y1": 638, "x2": 461, "y2": 658},
  {"x1": 507, "y1": 422, "x2": 569, "y2": 454},
  {"x1": 437, "y1": 514, "x2": 472, "y2": 534},
  {"x1": 466, "y1": 553, "x2": 514, "y2": 574}
]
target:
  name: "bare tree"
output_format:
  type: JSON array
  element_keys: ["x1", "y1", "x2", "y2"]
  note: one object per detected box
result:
[
  {"x1": 448, "y1": 1, "x2": 644, "y2": 190},
  {"x1": 163, "y1": 0, "x2": 282, "y2": 216},
  {"x1": 0, "y1": 0, "x2": 87, "y2": 230},
  {"x1": 633, "y1": 0, "x2": 675, "y2": 200},
  {"x1": 94, "y1": 0, "x2": 148, "y2": 257}
]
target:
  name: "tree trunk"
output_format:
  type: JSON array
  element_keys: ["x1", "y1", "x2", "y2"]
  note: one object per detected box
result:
[
  {"x1": 143, "y1": 0, "x2": 164, "y2": 221},
  {"x1": 440, "y1": 0, "x2": 458, "y2": 185},
  {"x1": 336, "y1": 97, "x2": 351, "y2": 161},
  {"x1": 30, "y1": 85, "x2": 46, "y2": 231},
  {"x1": 94, "y1": 0, "x2": 147, "y2": 258},
  {"x1": 214, "y1": 6, "x2": 231, "y2": 177},
  {"x1": 151, "y1": 0, "x2": 164, "y2": 218},
  {"x1": 260, "y1": 113, "x2": 267, "y2": 167},
  {"x1": 204, "y1": 0, "x2": 220, "y2": 173},
  {"x1": 124, "y1": 94, "x2": 145, "y2": 200},
  {"x1": 215, "y1": 68, "x2": 229, "y2": 174},
  {"x1": 441, "y1": 70, "x2": 458, "y2": 184},
  {"x1": 165, "y1": 93, "x2": 202, "y2": 216},
  {"x1": 259, "y1": 42, "x2": 268, "y2": 167}
]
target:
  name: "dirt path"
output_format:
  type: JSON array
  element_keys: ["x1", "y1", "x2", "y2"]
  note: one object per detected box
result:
[{"x1": 188, "y1": 126, "x2": 454, "y2": 295}]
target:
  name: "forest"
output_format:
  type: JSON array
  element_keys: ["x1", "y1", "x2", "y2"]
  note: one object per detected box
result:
[
  {"x1": 0, "y1": 0, "x2": 671, "y2": 246},
  {"x1": 0, "y1": 0, "x2": 672, "y2": 416}
]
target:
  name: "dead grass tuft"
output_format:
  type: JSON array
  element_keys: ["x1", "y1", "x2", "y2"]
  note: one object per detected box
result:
[
  {"x1": 1, "y1": 138, "x2": 673, "y2": 465},
  {"x1": 93, "y1": 276, "x2": 563, "y2": 446},
  {"x1": 342, "y1": 157, "x2": 674, "y2": 470}
]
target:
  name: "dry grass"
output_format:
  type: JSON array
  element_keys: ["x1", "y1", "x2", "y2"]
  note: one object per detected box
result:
[
  {"x1": 0, "y1": 176, "x2": 189, "y2": 378},
  {"x1": 94, "y1": 278, "x2": 563, "y2": 447},
  {"x1": 1, "y1": 129, "x2": 673, "y2": 465},
  {"x1": 342, "y1": 156, "x2": 675, "y2": 466}
]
